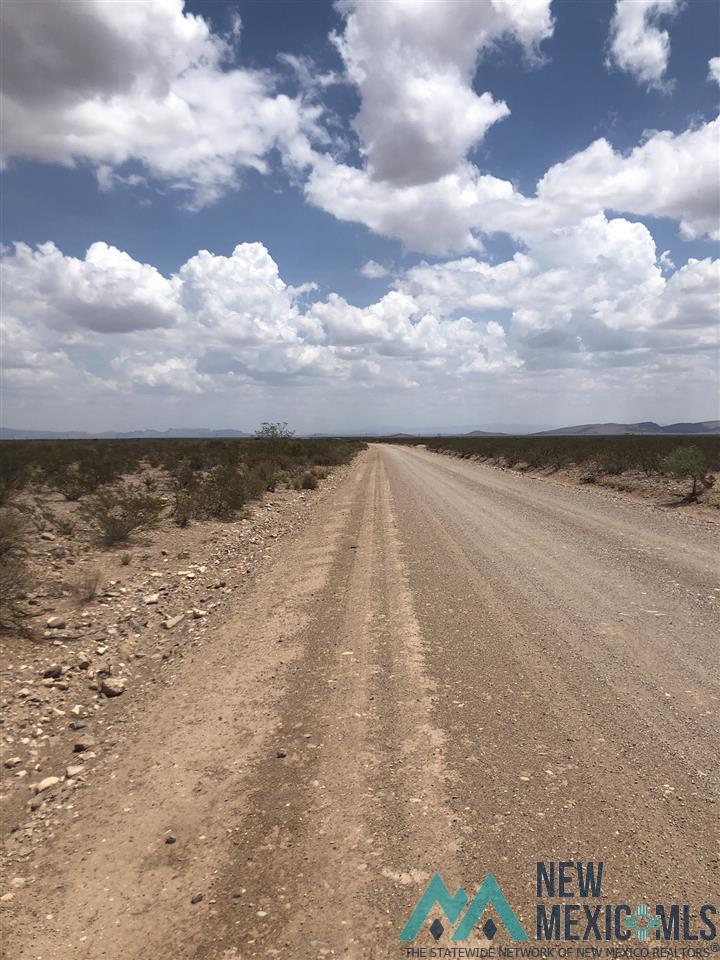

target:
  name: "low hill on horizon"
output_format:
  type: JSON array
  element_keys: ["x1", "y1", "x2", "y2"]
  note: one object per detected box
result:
[
  {"x1": 0, "y1": 427, "x2": 252, "y2": 440},
  {"x1": 532, "y1": 420, "x2": 719, "y2": 437},
  {"x1": 2, "y1": 420, "x2": 718, "y2": 440}
]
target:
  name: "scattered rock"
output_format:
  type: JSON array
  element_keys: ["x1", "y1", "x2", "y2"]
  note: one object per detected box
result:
[
  {"x1": 34, "y1": 776, "x2": 60, "y2": 794},
  {"x1": 164, "y1": 833, "x2": 177, "y2": 844},
  {"x1": 40, "y1": 532, "x2": 56, "y2": 541},
  {"x1": 191, "y1": 894, "x2": 203, "y2": 905},
  {"x1": 4, "y1": 757, "x2": 22, "y2": 769},
  {"x1": 73, "y1": 735, "x2": 96, "y2": 752},
  {"x1": 66, "y1": 765, "x2": 84, "y2": 778},
  {"x1": 191, "y1": 608, "x2": 207, "y2": 619},
  {"x1": 42, "y1": 664, "x2": 63, "y2": 679},
  {"x1": 46, "y1": 617, "x2": 66, "y2": 629},
  {"x1": 100, "y1": 677, "x2": 126, "y2": 698},
  {"x1": 276, "y1": 750, "x2": 287, "y2": 759},
  {"x1": 144, "y1": 594, "x2": 160, "y2": 605},
  {"x1": 161, "y1": 614, "x2": 184, "y2": 630}
]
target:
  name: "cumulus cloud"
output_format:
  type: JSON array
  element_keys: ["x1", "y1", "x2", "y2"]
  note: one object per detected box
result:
[
  {"x1": 606, "y1": 0, "x2": 683, "y2": 89},
  {"x1": 400, "y1": 214, "x2": 719, "y2": 372},
  {"x1": 333, "y1": 0, "x2": 552, "y2": 186},
  {"x1": 360, "y1": 260, "x2": 390, "y2": 279},
  {"x1": 304, "y1": 117, "x2": 720, "y2": 254},
  {"x1": 1, "y1": 241, "x2": 180, "y2": 333},
  {"x1": 709, "y1": 57, "x2": 720, "y2": 86},
  {"x1": 0, "y1": 0, "x2": 322, "y2": 205},
  {"x1": 534, "y1": 119, "x2": 720, "y2": 241},
  {"x1": 1, "y1": 238, "x2": 525, "y2": 412},
  {"x1": 3, "y1": 229, "x2": 717, "y2": 418}
]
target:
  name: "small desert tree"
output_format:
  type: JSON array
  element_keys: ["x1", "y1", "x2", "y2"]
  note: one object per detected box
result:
[
  {"x1": 255, "y1": 422, "x2": 295, "y2": 440},
  {"x1": 662, "y1": 445, "x2": 708, "y2": 499}
]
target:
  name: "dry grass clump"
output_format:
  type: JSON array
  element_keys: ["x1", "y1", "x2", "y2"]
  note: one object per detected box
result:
[{"x1": 69, "y1": 568, "x2": 102, "y2": 603}]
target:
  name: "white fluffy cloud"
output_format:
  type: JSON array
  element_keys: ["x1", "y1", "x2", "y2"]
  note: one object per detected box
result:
[
  {"x1": 360, "y1": 260, "x2": 390, "y2": 279},
  {"x1": 709, "y1": 57, "x2": 720, "y2": 85},
  {"x1": 333, "y1": 0, "x2": 552, "y2": 186},
  {"x1": 3, "y1": 229, "x2": 717, "y2": 414},
  {"x1": 534, "y1": 119, "x2": 720, "y2": 241},
  {"x1": 606, "y1": 0, "x2": 683, "y2": 89},
  {"x1": 0, "y1": 0, "x2": 321, "y2": 205},
  {"x1": 305, "y1": 117, "x2": 720, "y2": 254},
  {"x1": 1, "y1": 241, "x2": 179, "y2": 333},
  {"x1": 400, "y1": 213, "x2": 719, "y2": 370},
  {"x1": 0, "y1": 240, "x2": 523, "y2": 401}
]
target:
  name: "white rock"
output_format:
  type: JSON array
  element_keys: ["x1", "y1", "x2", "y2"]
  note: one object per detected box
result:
[
  {"x1": 34, "y1": 776, "x2": 60, "y2": 794},
  {"x1": 161, "y1": 614, "x2": 184, "y2": 630},
  {"x1": 144, "y1": 594, "x2": 160, "y2": 605}
]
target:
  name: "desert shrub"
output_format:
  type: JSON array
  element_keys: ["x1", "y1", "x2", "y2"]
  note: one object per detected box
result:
[
  {"x1": 300, "y1": 472, "x2": 318, "y2": 490},
  {"x1": 0, "y1": 457, "x2": 29, "y2": 505},
  {"x1": 171, "y1": 489, "x2": 195, "y2": 527},
  {"x1": 190, "y1": 465, "x2": 250, "y2": 520},
  {"x1": 662, "y1": 445, "x2": 708, "y2": 498},
  {"x1": 0, "y1": 508, "x2": 30, "y2": 630},
  {"x1": 416, "y1": 435, "x2": 719, "y2": 478},
  {"x1": 47, "y1": 465, "x2": 95, "y2": 501},
  {"x1": 53, "y1": 516, "x2": 76, "y2": 537},
  {"x1": 80, "y1": 487, "x2": 164, "y2": 545},
  {"x1": 70, "y1": 568, "x2": 102, "y2": 603}
]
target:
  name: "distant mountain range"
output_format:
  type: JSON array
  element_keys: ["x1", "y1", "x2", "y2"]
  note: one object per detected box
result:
[
  {"x1": 530, "y1": 420, "x2": 720, "y2": 437},
  {"x1": 1, "y1": 420, "x2": 718, "y2": 440},
  {"x1": 0, "y1": 427, "x2": 252, "y2": 440}
]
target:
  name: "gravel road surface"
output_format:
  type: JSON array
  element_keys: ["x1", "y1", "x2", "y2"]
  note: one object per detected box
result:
[{"x1": 4, "y1": 444, "x2": 718, "y2": 959}]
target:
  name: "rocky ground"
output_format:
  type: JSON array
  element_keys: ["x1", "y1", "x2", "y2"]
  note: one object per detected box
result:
[
  {"x1": 0, "y1": 463, "x2": 353, "y2": 900},
  {"x1": 1, "y1": 445, "x2": 717, "y2": 960}
]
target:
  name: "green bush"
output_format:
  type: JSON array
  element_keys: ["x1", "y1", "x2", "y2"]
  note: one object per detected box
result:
[
  {"x1": 80, "y1": 486, "x2": 165, "y2": 545},
  {"x1": 662, "y1": 445, "x2": 708, "y2": 498},
  {"x1": 190, "y1": 465, "x2": 252, "y2": 520}
]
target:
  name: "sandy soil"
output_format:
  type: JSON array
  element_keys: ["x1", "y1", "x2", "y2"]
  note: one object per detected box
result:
[{"x1": 2, "y1": 444, "x2": 718, "y2": 959}]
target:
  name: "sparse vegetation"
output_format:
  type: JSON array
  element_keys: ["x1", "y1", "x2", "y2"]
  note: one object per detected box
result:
[
  {"x1": 0, "y1": 457, "x2": 29, "y2": 505},
  {"x1": 397, "y1": 434, "x2": 719, "y2": 485},
  {"x1": 661, "y1": 445, "x2": 709, "y2": 498},
  {"x1": 0, "y1": 508, "x2": 30, "y2": 630},
  {"x1": 69, "y1": 568, "x2": 102, "y2": 603},
  {"x1": 0, "y1": 433, "x2": 364, "y2": 633},
  {"x1": 299, "y1": 472, "x2": 318, "y2": 490},
  {"x1": 80, "y1": 486, "x2": 165, "y2": 545}
]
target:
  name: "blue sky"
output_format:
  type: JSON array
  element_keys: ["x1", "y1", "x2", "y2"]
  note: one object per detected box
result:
[{"x1": 1, "y1": 0, "x2": 718, "y2": 433}]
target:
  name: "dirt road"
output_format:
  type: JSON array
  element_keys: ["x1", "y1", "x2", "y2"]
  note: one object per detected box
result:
[{"x1": 4, "y1": 445, "x2": 719, "y2": 959}]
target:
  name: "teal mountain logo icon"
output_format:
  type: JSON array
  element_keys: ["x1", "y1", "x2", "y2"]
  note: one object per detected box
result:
[{"x1": 399, "y1": 873, "x2": 529, "y2": 942}]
